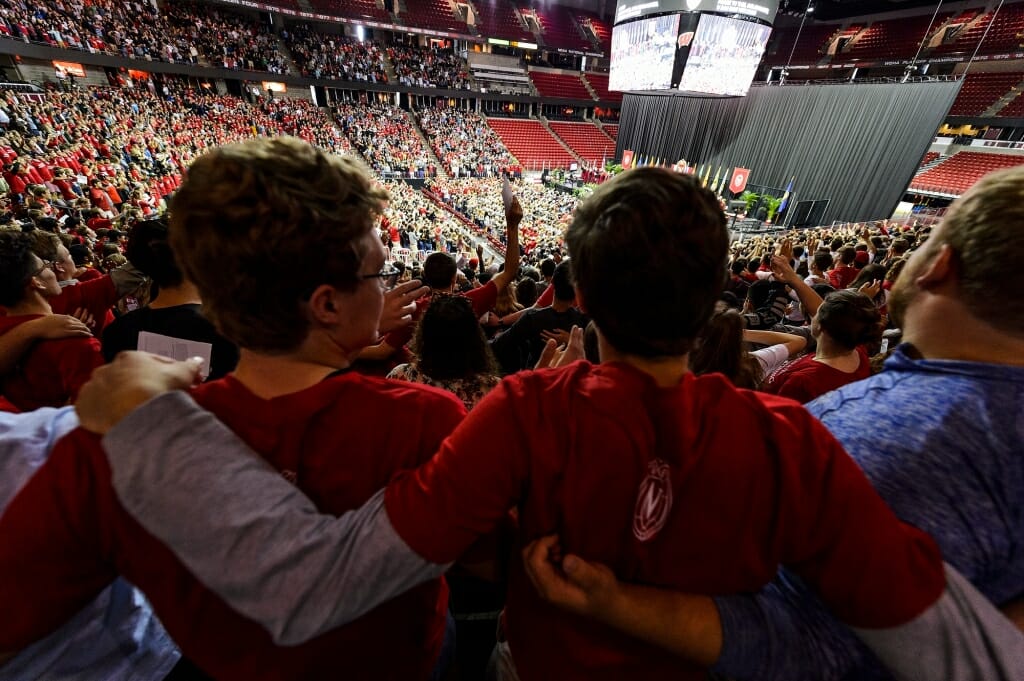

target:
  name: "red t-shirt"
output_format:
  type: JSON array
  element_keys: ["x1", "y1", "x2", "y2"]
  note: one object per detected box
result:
[
  {"x1": 828, "y1": 265, "x2": 858, "y2": 289},
  {"x1": 763, "y1": 347, "x2": 871, "y2": 404},
  {"x1": 0, "y1": 314, "x2": 103, "y2": 410},
  {"x1": 383, "y1": 280, "x2": 498, "y2": 351},
  {"x1": 385, "y1": 362, "x2": 943, "y2": 680},
  {"x1": 0, "y1": 372, "x2": 467, "y2": 680},
  {"x1": 50, "y1": 276, "x2": 117, "y2": 334}
]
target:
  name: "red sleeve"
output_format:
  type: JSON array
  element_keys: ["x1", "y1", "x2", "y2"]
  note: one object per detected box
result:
[
  {"x1": 56, "y1": 336, "x2": 104, "y2": 402},
  {"x1": 767, "y1": 371, "x2": 818, "y2": 404},
  {"x1": 464, "y1": 281, "x2": 497, "y2": 317},
  {"x1": 764, "y1": 398, "x2": 945, "y2": 626},
  {"x1": 385, "y1": 377, "x2": 533, "y2": 563},
  {"x1": 535, "y1": 283, "x2": 554, "y2": 308},
  {"x1": 0, "y1": 433, "x2": 116, "y2": 650}
]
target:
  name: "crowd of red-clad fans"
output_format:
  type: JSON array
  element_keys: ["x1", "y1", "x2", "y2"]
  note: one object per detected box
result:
[
  {"x1": 0, "y1": 0, "x2": 291, "y2": 72},
  {"x1": 335, "y1": 100, "x2": 437, "y2": 177},
  {"x1": 416, "y1": 106, "x2": 520, "y2": 178},
  {"x1": 0, "y1": 67, "x2": 1023, "y2": 681},
  {"x1": 282, "y1": 26, "x2": 387, "y2": 82},
  {"x1": 389, "y1": 44, "x2": 470, "y2": 90}
]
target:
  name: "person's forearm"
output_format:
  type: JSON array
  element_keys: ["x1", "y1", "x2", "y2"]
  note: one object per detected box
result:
[
  {"x1": 598, "y1": 586, "x2": 722, "y2": 667},
  {"x1": 102, "y1": 392, "x2": 447, "y2": 646},
  {"x1": 0, "y1": 323, "x2": 43, "y2": 375},
  {"x1": 743, "y1": 329, "x2": 806, "y2": 355},
  {"x1": 786, "y1": 277, "x2": 824, "y2": 318}
]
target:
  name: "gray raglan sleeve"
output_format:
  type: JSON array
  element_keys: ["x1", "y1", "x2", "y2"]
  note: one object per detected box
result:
[
  {"x1": 853, "y1": 564, "x2": 1024, "y2": 681},
  {"x1": 100, "y1": 391, "x2": 448, "y2": 646},
  {"x1": 713, "y1": 565, "x2": 1024, "y2": 681}
]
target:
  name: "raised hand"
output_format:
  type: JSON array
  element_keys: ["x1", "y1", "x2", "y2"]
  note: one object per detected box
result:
[{"x1": 379, "y1": 279, "x2": 429, "y2": 334}]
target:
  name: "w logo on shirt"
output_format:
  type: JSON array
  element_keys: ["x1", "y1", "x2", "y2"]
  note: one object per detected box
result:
[{"x1": 633, "y1": 459, "x2": 673, "y2": 542}]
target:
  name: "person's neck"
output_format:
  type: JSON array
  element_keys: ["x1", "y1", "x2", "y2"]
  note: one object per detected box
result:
[
  {"x1": 7, "y1": 292, "x2": 52, "y2": 317},
  {"x1": 813, "y1": 334, "x2": 861, "y2": 371},
  {"x1": 598, "y1": 333, "x2": 689, "y2": 388},
  {"x1": 231, "y1": 336, "x2": 355, "y2": 400},
  {"x1": 150, "y1": 281, "x2": 202, "y2": 309},
  {"x1": 551, "y1": 299, "x2": 573, "y2": 312},
  {"x1": 902, "y1": 297, "x2": 1024, "y2": 366}
]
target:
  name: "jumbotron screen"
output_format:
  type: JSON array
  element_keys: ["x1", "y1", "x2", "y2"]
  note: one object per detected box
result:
[
  {"x1": 609, "y1": 13, "x2": 681, "y2": 92},
  {"x1": 678, "y1": 14, "x2": 772, "y2": 96}
]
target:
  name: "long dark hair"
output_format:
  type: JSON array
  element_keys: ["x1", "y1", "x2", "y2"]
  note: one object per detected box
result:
[
  {"x1": 413, "y1": 295, "x2": 498, "y2": 381},
  {"x1": 690, "y1": 303, "x2": 763, "y2": 390}
]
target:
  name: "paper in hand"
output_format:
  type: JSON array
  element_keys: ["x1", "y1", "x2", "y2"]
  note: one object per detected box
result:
[
  {"x1": 502, "y1": 175, "x2": 514, "y2": 211},
  {"x1": 137, "y1": 331, "x2": 213, "y2": 380}
]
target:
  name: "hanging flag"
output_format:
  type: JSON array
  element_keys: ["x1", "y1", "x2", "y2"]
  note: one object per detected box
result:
[
  {"x1": 713, "y1": 167, "x2": 726, "y2": 194},
  {"x1": 701, "y1": 165, "x2": 711, "y2": 187},
  {"x1": 711, "y1": 166, "x2": 722, "y2": 193},
  {"x1": 729, "y1": 167, "x2": 750, "y2": 194},
  {"x1": 779, "y1": 177, "x2": 795, "y2": 213},
  {"x1": 622, "y1": 150, "x2": 634, "y2": 169}
]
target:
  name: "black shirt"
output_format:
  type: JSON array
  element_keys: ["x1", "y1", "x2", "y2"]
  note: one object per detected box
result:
[
  {"x1": 491, "y1": 306, "x2": 590, "y2": 373},
  {"x1": 101, "y1": 304, "x2": 239, "y2": 380}
]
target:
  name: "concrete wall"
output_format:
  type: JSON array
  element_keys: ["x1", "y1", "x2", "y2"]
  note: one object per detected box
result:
[{"x1": 16, "y1": 56, "x2": 109, "y2": 88}]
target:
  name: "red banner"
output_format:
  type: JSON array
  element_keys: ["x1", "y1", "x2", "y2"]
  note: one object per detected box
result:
[
  {"x1": 729, "y1": 167, "x2": 750, "y2": 194},
  {"x1": 621, "y1": 150, "x2": 635, "y2": 170}
]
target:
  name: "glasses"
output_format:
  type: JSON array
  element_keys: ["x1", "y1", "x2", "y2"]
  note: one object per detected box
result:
[
  {"x1": 361, "y1": 267, "x2": 401, "y2": 287},
  {"x1": 31, "y1": 261, "x2": 53, "y2": 278}
]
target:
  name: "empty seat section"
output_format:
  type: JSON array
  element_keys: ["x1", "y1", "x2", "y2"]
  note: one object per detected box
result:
[
  {"x1": 910, "y1": 151, "x2": 1024, "y2": 195},
  {"x1": 530, "y1": 71, "x2": 593, "y2": 99},
  {"x1": 549, "y1": 122, "x2": 616, "y2": 166},
  {"x1": 401, "y1": 0, "x2": 467, "y2": 32},
  {"x1": 522, "y1": 4, "x2": 592, "y2": 51},
  {"x1": 584, "y1": 73, "x2": 621, "y2": 103},
  {"x1": 842, "y1": 14, "x2": 951, "y2": 60},
  {"x1": 995, "y1": 91, "x2": 1024, "y2": 117},
  {"x1": 486, "y1": 117, "x2": 576, "y2": 169},
  {"x1": 763, "y1": 23, "x2": 836, "y2": 65},
  {"x1": 573, "y1": 9, "x2": 611, "y2": 53},
  {"x1": 307, "y1": 0, "x2": 391, "y2": 20},
  {"x1": 472, "y1": 0, "x2": 533, "y2": 41},
  {"x1": 919, "y1": 151, "x2": 940, "y2": 167},
  {"x1": 601, "y1": 123, "x2": 618, "y2": 140},
  {"x1": 948, "y1": 71, "x2": 1024, "y2": 116}
]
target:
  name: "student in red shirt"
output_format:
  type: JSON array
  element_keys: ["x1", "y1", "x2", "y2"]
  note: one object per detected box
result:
[
  {"x1": 828, "y1": 245, "x2": 859, "y2": 289},
  {"x1": 55, "y1": 169, "x2": 979, "y2": 681},
  {"x1": 0, "y1": 232, "x2": 103, "y2": 410},
  {"x1": 763, "y1": 288, "x2": 880, "y2": 403},
  {"x1": 0, "y1": 137, "x2": 459, "y2": 681},
  {"x1": 28, "y1": 230, "x2": 145, "y2": 334}
]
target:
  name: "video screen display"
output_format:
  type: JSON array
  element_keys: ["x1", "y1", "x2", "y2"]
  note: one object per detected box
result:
[
  {"x1": 678, "y1": 14, "x2": 772, "y2": 97},
  {"x1": 614, "y1": 0, "x2": 778, "y2": 26},
  {"x1": 609, "y1": 13, "x2": 681, "y2": 92}
]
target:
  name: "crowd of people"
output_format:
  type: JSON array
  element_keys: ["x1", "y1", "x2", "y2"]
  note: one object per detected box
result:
[
  {"x1": 428, "y1": 176, "x2": 576, "y2": 257},
  {"x1": 0, "y1": 70, "x2": 1023, "y2": 681},
  {"x1": 336, "y1": 101, "x2": 436, "y2": 178},
  {"x1": 416, "y1": 106, "x2": 521, "y2": 179},
  {"x1": 282, "y1": 27, "x2": 388, "y2": 83},
  {"x1": 0, "y1": 0, "x2": 291, "y2": 73},
  {"x1": 389, "y1": 44, "x2": 470, "y2": 90}
]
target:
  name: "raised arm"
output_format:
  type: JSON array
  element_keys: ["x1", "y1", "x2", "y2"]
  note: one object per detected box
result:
[
  {"x1": 771, "y1": 255, "x2": 824, "y2": 318},
  {"x1": 742, "y1": 328, "x2": 807, "y2": 357},
  {"x1": 490, "y1": 195, "x2": 522, "y2": 292}
]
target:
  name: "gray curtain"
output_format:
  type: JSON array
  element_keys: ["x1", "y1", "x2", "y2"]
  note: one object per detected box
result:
[{"x1": 616, "y1": 81, "x2": 962, "y2": 223}]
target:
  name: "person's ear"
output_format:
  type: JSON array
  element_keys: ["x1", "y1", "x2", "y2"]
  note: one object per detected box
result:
[
  {"x1": 573, "y1": 285, "x2": 586, "y2": 313},
  {"x1": 307, "y1": 284, "x2": 344, "y2": 325},
  {"x1": 914, "y1": 244, "x2": 955, "y2": 291}
]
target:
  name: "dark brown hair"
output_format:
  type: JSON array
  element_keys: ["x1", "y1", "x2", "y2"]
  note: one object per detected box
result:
[
  {"x1": 566, "y1": 168, "x2": 728, "y2": 358},
  {"x1": 169, "y1": 137, "x2": 389, "y2": 352}
]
